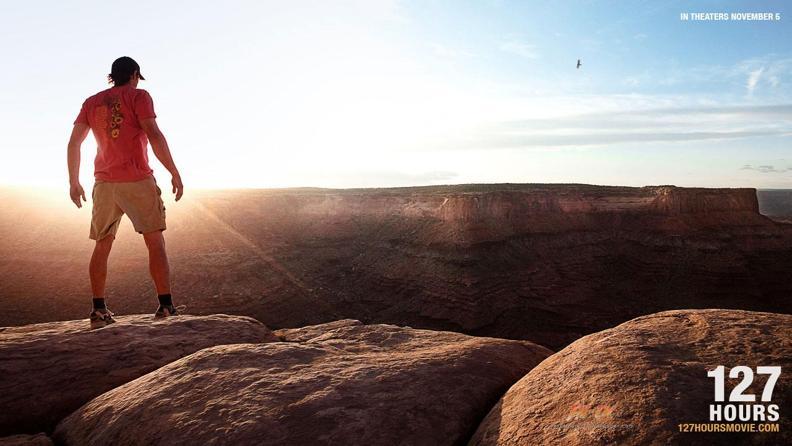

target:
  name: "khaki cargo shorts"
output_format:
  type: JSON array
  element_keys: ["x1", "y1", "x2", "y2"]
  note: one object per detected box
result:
[{"x1": 90, "y1": 176, "x2": 166, "y2": 240}]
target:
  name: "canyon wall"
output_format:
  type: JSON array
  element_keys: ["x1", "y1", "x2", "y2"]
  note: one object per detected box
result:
[{"x1": 215, "y1": 184, "x2": 761, "y2": 221}]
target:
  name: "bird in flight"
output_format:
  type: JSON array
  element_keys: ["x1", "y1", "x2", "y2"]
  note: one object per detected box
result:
[{"x1": 576, "y1": 59, "x2": 582, "y2": 69}]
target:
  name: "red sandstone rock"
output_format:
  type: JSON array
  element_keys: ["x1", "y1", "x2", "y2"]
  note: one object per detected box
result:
[
  {"x1": 274, "y1": 318, "x2": 363, "y2": 341},
  {"x1": 0, "y1": 434, "x2": 52, "y2": 446},
  {"x1": 469, "y1": 309, "x2": 792, "y2": 446},
  {"x1": 54, "y1": 322, "x2": 552, "y2": 446},
  {"x1": 0, "y1": 314, "x2": 276, "y2": 436}
]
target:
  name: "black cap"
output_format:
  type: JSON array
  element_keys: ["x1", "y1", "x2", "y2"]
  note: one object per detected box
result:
[{"x1": 110, "y1": 56, "x2": 145, "y2": 81}]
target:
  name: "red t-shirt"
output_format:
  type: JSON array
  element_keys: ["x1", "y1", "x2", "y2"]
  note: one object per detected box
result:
[{"x1": 74, "y1": 84, "x2": 157, "y2": 182}]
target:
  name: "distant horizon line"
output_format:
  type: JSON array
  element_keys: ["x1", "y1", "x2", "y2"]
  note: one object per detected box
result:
[{"x1": 1, "y1": 181, "x2": 789, "y2": 193}]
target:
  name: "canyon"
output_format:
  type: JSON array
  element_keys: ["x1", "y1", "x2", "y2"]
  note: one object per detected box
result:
[{"x1": 1, "y1": 184, "x2": 791, "y2": 350}]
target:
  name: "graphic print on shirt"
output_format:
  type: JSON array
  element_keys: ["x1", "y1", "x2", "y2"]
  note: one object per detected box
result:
[{"x1": 95, "y1": 95, "x2": 124, "y2": 139}]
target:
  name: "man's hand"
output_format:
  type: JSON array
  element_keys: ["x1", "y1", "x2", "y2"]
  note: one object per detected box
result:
[
  {"x1": 172, "y1": 174, "x2": 184, "y2": 201},
  {"x1": 70, "y1": 183, "x2": 86, "y2": 208}
]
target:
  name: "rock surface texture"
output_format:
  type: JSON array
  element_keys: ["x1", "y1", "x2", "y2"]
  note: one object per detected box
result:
[
  {"x1": 0, "y1": 434, "x2": 53, "y2": 446},
  {"x1": 273, "y1": 318, "x2": 363, "y2": 341},
  {"x1": 54, "y1": 321, "x2": 552, "y2": 446},
  {"x1": 469, "y1": 309, "x2": 792, "y2": 446},
  {"x1": 0, "y1": 314, "x2": 276, "y2": 436}
]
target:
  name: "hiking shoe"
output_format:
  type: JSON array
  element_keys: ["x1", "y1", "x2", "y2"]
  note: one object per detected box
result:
[
  {"x1": 89, "y1": 308, "x2": 116, "y2": 329},
  {"x1": 154, "y1": 304, "x2": 186, "y2": 318}
]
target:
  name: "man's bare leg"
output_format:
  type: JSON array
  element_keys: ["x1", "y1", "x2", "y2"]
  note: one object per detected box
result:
[
  {"x1": 89, "y1": 234, "x2": 117, "y2": 328},
  {"x1": 89, "y1": 234, "x2": 115, "y2": 298},
  {"x1": 143, "y1": 230, "x2": 170, "y2": 294}
]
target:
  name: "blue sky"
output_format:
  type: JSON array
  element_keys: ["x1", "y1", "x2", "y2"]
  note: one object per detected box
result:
[{"x1": 0, "y1": 0, "x2": 790, "y2": 189}]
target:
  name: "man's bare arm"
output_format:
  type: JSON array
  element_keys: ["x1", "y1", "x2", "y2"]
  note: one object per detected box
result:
[
  {"x1": 67, "y1": 123, "x2": 90, "y2": 208},
  {"x1": 140, "y1": 117, "x2": 183, "y2": 201}
]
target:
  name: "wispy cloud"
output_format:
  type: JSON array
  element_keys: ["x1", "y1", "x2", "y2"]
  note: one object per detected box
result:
[
  {"x1": 636, "y1": 55, "x2": 790, "y2": 99},
  {"x1": 734, "y1": 55, "x2": 791, "y2": 96},
  {"x1": 499, "y1": 40, "x2": 539, "y2": 59},
  {"x1": 455, "y1": 130, "x2": 789, "y2": 149},
  {"x1": 747, "y1": 67, "x2": 765, "y2": 96},
  {"x1": 427, "y1": 103, "x2": 792, "y2": 150},
  {"x1": 741, "y1": 164, "x2": 791, "y2": 173}
]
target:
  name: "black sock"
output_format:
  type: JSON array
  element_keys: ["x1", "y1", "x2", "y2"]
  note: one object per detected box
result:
[
  {"x1": 158, "y1": 294, "x2": 173, "y2": 307},
  {"x1": 92, "y1": 297, "x2": 106, "y2": 310}
]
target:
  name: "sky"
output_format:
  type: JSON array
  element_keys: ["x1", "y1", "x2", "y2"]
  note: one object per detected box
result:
[{"x1": 0, "y1": 0, "x2": 790, "y2": 190}]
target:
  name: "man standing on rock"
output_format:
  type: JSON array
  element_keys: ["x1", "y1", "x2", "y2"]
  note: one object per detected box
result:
[{"x1": 67, "y1": 56, "x2": 184, "y2": 329}]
